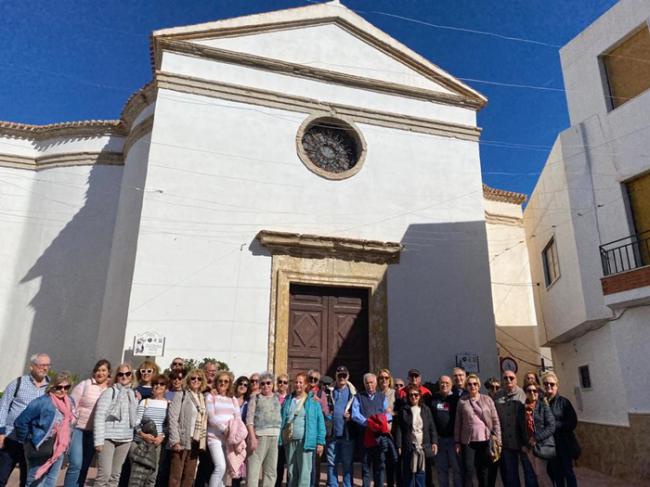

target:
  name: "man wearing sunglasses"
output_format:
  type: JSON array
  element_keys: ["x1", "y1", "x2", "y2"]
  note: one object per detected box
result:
[
  {"x1": 326, "y1": 366, "x2": 357, "y2": 487},
  {"x1": 0, "y1": 353, "x2": 51, "y2": 487},
  {"x1": 494, "y1": 372, "x2": 535, "y2": 487}
]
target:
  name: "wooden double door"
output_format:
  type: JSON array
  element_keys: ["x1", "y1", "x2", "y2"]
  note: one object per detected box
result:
[{"x1": 288, "y1": 283, "x2": 369, "y2": 389}]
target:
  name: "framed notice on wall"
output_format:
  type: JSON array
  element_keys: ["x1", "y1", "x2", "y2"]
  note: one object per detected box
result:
[
  {"x1": 456, "y1": 352, "x2": 480, "y2": 373},
  {"x1": 133, "y1": 331, "x2": 166, "y2": 357}
]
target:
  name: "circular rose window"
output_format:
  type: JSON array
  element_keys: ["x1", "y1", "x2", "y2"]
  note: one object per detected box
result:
[{"x1": 296, "y1": 116, "x2": 366, "y2": 180}]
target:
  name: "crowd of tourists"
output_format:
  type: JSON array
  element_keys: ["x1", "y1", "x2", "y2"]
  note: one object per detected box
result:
[{"x1": 0, "y1": 353, "x2": 581, "y2": 487}]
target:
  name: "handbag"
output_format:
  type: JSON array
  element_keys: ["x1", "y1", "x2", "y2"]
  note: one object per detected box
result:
[
  {"x1": 533, "y1": 439, "x2": 556, "y2": 460},
  {"x1": 470, "y1": 398, "x2": 501, "y2": 463},
  {"x1": 282, "y1": 396, "x2": 306, "y2": 444},
  {"x1": 24, "y1": 436, "x2": 56, "y2": 462}
]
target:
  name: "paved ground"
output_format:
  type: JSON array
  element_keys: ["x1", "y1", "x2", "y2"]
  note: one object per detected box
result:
[{"x1": 8, "y1": 463, "x2": 650, "y2": 487}]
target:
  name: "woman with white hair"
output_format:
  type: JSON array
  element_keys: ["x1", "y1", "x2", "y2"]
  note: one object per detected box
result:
[{"x1": 246, "y1": 372, "x2": 282, "y2": 487}]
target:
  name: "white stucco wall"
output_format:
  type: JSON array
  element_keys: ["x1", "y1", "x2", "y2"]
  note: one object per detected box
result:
[
  {"x1": 0, "y1": 163, "x2": 122, "y2": 387},
  {"x1": 123, "y1": 79, "x2": 497, "y2": 379}
]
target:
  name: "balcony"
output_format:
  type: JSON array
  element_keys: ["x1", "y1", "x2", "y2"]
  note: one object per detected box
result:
[{"x1": 600, "y1": 232, "x2": 650, "y2": 307}]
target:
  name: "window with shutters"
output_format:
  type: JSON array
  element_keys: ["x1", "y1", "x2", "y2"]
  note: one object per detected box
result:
[{"x1": 542, "y1": 238, "x2": 560, "y2": 288}]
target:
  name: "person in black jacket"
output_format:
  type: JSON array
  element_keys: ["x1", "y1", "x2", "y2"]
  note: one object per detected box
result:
[
  {"x1": 430, "y1": 376, "x2": 461, "y2": 487},
  {"x1": 541, "y1": 373, "x2": 578, "y2": 487},
  {"x1": 394, "y1": 385, "x2": 438, "y2": 487}
]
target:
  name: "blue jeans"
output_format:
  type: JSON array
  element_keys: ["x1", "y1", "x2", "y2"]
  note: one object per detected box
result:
[
  {"x1": 500, "y1": 448, "x2": 537, "y2": 487},
  {"x1": 436, "y1": 437, "x2": 462, "y2": 487},
  {"x1": 63, "y1": 428, "x2": 95, "y2": 487},
  {"x1": 26, "y1": 455, "x2": 64, "y2": 487},
  {"x1": 361, "y1": 446, "x2": 385, "y2": 487},
  {"x1": 326, "y1": 438, "x2": 354, "y2": 487},
  {"x1": 401, "y1": 451, "x2": 425, "y2": 487}
]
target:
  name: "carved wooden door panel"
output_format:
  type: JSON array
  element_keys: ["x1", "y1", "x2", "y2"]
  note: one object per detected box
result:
[{"x1": 288, "y1": 284, "x2": 369, "y2": 389}]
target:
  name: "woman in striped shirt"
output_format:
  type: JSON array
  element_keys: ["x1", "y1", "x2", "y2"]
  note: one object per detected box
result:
[
  {"x1": 206, "y1": 371, "x2": 240, "y2": 487},
  {"x1": 128, "y1": 375, "x2": 169, "y2": 486}
]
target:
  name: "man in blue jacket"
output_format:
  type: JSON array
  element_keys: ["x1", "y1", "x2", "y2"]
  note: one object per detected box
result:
[
  {"x1": 326, "y1": 366, "x2": 357, "y2": 487},
  {"x1": 0, "y1": 353, "x2": 51, "y2": 487}
]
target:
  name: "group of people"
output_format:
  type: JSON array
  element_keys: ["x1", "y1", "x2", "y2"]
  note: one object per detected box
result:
[{"x1": 0, "y1": 354, "x2": 580, "y2": 487}]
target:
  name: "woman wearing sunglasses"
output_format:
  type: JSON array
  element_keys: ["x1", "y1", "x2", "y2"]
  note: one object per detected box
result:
[
  {"x1": 14, "y1": 372, "x2": 76, "y2": 487},
  {"x1": 206, "y1": 371, "x2": 241, "y2": 487},
  {"x1": 232, "y1": 376, "x2": 251, "y2": 487},
  {"x1": 128, "y1": 375, "x2": 170, "y2": 486},
  {"x1": 394, "y1": 385, "x2": 438, "y2": 487},
  {"x1": 522, "y1": 384, "x2": 555, "y2": 487},
  {"x1": 542, "y1": 372, "x2": 578, "y2": 487},
  {"x1": 135, "y1": 360, "x2": 160, "y2": 401},
  {"x1": 167, "y1": 369, "x2": 208, "y2": 487},
  {"x1": 93, "y1": 363, "x2": 138, "y2": 487},
  {"x1": 64, "y1": 359, "x2": 112, "y2": 487},
  {"x1": 454, "y1": 373, "x2": 500, "y2": 487}
]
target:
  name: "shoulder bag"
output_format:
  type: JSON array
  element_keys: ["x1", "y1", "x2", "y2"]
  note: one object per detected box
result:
[
  {"x1": 470, "y1": 397, "x2": 502, "y2": 462},
  {"x1": 281, "y1": 395, "x2": 306, "y2": 444}
]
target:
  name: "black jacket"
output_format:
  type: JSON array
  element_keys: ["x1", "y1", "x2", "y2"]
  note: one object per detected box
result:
[
  {"x1": 548, "y1": 395, "x2": 577, "y2": 446},
  {"x1": 429, "y1": 392, "x2": 458, "y2": 438},
  {"x1": 393, "y1": 404, "x2": 438, "y2": 458}
]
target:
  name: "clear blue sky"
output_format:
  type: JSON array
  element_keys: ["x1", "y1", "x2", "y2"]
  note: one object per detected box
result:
[{"x1": 0, "y1": 0, "x2": 617, "y2": 197}]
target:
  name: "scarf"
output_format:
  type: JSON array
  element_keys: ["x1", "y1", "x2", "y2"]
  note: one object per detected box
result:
[
  {"x1": 525, "y1": 401, "x2": 536, "y2": 439},
  {"x1": 190, "y1": 391, "x2": 208, "y2": 450},
  {"x1": 35, "y1": 393, "x2": 74, "y2": 480}
]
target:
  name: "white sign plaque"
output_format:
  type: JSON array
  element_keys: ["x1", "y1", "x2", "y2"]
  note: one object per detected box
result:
[
  {"x1": 133, "y1": 331, "x2": 166, "y2": 357},
  {"x1": 456, "y1": 352, "x2": 480, "y2": 373}
]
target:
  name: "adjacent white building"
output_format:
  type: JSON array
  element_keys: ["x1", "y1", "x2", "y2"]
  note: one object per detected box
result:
[
  {"x1": 0, "y1": 2, "x2": 545, "y2": 394},
  {"x1": 523, "y1": 0, "x2": 650, "y2": 480}
]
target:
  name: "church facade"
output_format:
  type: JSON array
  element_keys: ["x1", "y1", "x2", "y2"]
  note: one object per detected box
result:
[{"x1": 0, "y1": 2, "x2": 532, "y2": 386}]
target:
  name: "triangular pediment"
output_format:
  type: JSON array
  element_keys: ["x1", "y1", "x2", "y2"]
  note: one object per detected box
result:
[{"x1": 152, "y1": 2, "x2": 486, "y2": 109}]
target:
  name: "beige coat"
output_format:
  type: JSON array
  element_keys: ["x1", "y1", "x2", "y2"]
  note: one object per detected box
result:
[{"x1": 168, "y1": 390, "x2": 207, "y2": 450}]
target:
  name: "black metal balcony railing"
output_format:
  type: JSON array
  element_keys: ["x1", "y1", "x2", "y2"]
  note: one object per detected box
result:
[{"x1": 600, "y1": 231, "x2": 650, "y2": 276}]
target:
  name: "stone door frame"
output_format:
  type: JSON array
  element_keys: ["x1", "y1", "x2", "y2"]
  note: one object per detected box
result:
[{"x1": 256, "y1": 230, "x2": 402, "y2": 374}]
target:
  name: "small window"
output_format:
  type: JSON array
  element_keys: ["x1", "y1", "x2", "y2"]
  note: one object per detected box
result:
[
  {"x1": 542, "y1": 238, "x2": 560, "y2": 287},
  {"x1": 602, "y1": 26, "x2": 650, "y2": 110},
  {"x1": 578, "y1": 365, "x2": 591, "y2": 389}
]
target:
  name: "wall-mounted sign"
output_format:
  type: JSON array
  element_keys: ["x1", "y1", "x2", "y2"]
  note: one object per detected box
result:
[
  {"x1": 500, "y1": 357, "x2": 518, "y2": 374},
  {"x1": 134, "y1": 331, "x2": 166, "y2": 357},
  {"x1": 456, "y1": 352, "x2": 480, "y2": 373}
]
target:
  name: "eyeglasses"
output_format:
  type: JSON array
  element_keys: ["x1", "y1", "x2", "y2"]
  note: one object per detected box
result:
[
  {"x1": 526, "y1": 389, "x2": 539, "y2": 394},
  {"x1": 154, "y1": 383, "x2": 166, "y2": 387},
  {"x1": 250, "y1": 379, "x2": 259, "y2": 383},
  {"x1": 277, "y1": 380, "x2": 288, "y2": 385},
  {"x1": 189, "y1": 377, "x2": 201, "y2": 381},
  {"x1": 261, "y1": 381, "x2": 273, "y2": 386},
  {"x1": 488, "y1": 385, "x2": 500, "y2": 390},
  {"x1": 238, "y1": 382, "x2": 249, "y2": 387},
  {"x1": 408, "y1": 393, "x2": 420, "y2": 397},
  {"x1": 378, "y1": 376, "x2": 390, "y2": 380},
  {"x1": 395, "y1": 384, "x2": 405, "y2": 389},
  {"x1": 172, "y1": 362, "x2": 184, "y2": 367},
  {"x1": 502, "y1": 376, "x2": 515, "y2": 382},
  {"x1": 336, "y1": 373, "x2": 348, "y2": 379},
  {"x1": 543, "y1": 382, "x2": 557, "y2": 387},
  {"x1": 308, "y1": 377, "x2": 319, "y2": 383},
  {"x1": 54, "y1": 384, "x2": 71, "y2": 391},
  {"x1": 467, "y1": 382, "x2": 479, "y2": 387},
  {"x1": 218, "y1": 379, "x2": 230, "y2": 384},
  {"x1": 35, "y1": 363, "x2": 51, "y2": 368},
  {"x1": 172, "y1": 376, "x2": 183, "y2": 381},
  {"x1": 117, "y1": 371, "x2": 132, "y2": 378},
  {"x1": 140, "y1": 369, "x2": 153, "y2": 375}
]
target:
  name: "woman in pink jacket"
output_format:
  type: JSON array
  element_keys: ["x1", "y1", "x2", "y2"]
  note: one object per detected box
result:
[
  {"x1": 454, "y1": 373, "x2": 501, "y2": 487},
  {"x1": 63, "y1": 359, "x2": 111, "y2": 487}
]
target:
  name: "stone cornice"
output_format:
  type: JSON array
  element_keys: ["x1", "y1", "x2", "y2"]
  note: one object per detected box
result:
[
  {"x1": 120, "y1": 81, "x2": 157, "y2": 128},
  {"x1": 484, "y1": 211, "x2": 523, "y2": 226},
  {"x1": 482, "y1": 184, "x2": 527, "y2": 205},
  {"x1": 256, "y1": 230, "x2": 403, "y2": 264},
  {"x1": 156, "y1": 38, "x2": 483, "y2": 110},
  {"x1": 0, "y1": 120, "x2": 125, "y2": 140},
  {"x1": 157, "y1": 71, "x2": 482, "y2": 141},
  {"x1": 123, "y1": 116, "x2": 155, "y2": 157},
  {"x1": 0, "y1": 151, "x2": 123, "y2": 171}
]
